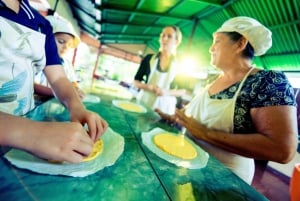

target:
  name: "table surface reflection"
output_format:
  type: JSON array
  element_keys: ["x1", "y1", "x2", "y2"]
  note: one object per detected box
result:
[{"x1": 0, "y1": 94, "x2": 269, "y2": 201}]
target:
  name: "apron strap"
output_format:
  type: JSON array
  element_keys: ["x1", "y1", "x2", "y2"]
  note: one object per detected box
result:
[{"x1": 233, "y1": 67, "x2": 254, "y2": 99}]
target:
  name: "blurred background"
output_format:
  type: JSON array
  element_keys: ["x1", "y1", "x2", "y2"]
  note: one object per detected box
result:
[{"x1": 29, "y1": 0, "x2": 300, "y2": 95}]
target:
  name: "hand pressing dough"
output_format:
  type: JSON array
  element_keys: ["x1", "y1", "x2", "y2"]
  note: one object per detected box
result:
[{"x1": 48, "y1": 139, "x2": 104, "y2": 163}]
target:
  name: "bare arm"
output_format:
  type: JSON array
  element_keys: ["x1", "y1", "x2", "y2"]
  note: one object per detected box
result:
[
  {"x1": 175, "y1": 106, "x2": 298, "y2": 163},
  {"x1": 0, "y1": 66, "x2": 108, "y2": 163},
  {"x1": 34, "y1": 83, "x2": 54, "y2": 97},
  {"x1": 0, "y1": 111, "x2": 94, "y2": 163},
  {"x1": 134, "y1": 80, "x2": 158, "y2": 93}
]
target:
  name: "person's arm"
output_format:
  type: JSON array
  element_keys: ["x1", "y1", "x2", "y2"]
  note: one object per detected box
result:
[
  {"x1": 44, "y1": 65, "x2": 108, "y2": 141},
  {"x1": 0, "y1": 111, "x2": 94, "y2": 163},
  {"x1": 134, "y1": 54, "x2": 155, "y2": 91},
  {"x1": 175, "y1": 106, "x2": 298, "y2": 163},
  {"x1": 134, "y1": 80, "x2": 159, "y2": 93},
  {"x1": 0, "y1": 66, "x2": 107, "y2": 163},
  {"x1": 34, "y1": 83, "x2": 54, "y2": 97}
]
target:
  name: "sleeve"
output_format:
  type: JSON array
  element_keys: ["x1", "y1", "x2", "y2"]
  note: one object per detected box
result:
[
  {"x1": 42, "y1": 17, "x2": 61, "y2": 66},
  {"x1": 134, "y1": 54, "x2": 153, "y2": 83},
  {"x1": 251, "y1": 71, "x2": 296, "y2": 107}
]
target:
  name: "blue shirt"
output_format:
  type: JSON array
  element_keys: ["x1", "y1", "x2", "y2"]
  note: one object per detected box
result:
[
  {"x1": 0, "y1": 0, "x2": 61, "y2": 66},
  {"x1": 0, "y1": 0, "x2": 61, "y2": 115}
]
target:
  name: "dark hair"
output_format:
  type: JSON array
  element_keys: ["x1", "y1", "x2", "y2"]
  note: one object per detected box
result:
[{"x1": 224, "y1": 32, "x2": 254, "y2": 59}]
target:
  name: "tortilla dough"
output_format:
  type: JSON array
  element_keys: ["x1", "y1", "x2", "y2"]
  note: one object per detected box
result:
[
  {"x1": 153, "y1": 133, "x2": 197, "y2": 160},
  {"x1": 118, "y1": 102, "x2": 143, "y2": 113},
  {"x1": 118, "y1": 102, "x2": 144, "y2": 113},
  {"x1": 82, "y1": 139, "x2": 104, "y2": 162}
]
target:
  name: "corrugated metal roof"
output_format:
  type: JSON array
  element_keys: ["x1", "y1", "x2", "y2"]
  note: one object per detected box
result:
[{"x1": 61, "y1": 0, "x2": 299, "y2": 71}]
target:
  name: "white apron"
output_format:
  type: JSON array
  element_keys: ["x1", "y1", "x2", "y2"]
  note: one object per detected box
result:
[
  {"x1": 185, "y1": 68, "x2": 255, "y2": 184},
  {"x1": 137, "y1": 55, "x2": 177, "y2": 115},
  {"x1": 0, "y1": 17, "x2": 46, "y2": 115}
]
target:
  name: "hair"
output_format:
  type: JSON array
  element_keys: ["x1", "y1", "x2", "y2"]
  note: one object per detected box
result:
[
  {"x1": 166, "y1": 25, "x2": 182, "y2": 45},
  {"x1": 223, "y1": 32, "x2": 254, "y2": 59}
]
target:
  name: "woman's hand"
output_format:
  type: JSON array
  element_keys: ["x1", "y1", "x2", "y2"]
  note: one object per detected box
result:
[
  {"x1": 147, "y1": 84, "x2": 162, "y2": 95},
  {"x1": 154, "y1": 108, "x2": 176, "y2": 123},
  {"x1": 175, "y1": 109, "x2": 209, "y2": 140}
]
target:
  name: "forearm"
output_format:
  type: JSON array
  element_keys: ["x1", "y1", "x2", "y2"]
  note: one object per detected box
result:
[
  {"x1": 177, "y1": 106, "x2": 298, "y2": 163},
  {"x1": 34, "y1": 83, "x2": 54, "y2": 96},
  {"x1": 134, "y1": 80, "x2": 150, "y2": 91},
  {"x1": 51, "y1": 78, "x2": 85, "y2": 112},
  {"x1": 192, "y1": 128, "x2": 297, "y2": 163},
  {"x1": 0, "y1": 112, "x2": 40, "y2": 150}
]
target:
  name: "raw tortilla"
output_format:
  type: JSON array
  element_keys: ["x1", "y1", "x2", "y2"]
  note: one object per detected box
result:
[
  {"x1": 83, "y1": 139, "x2": 103, "y2": 162},
  {"x1": 117, "y1": 102, "x2": 145, "y2": 113},
  {"x1": 153, "y1": 133, "x2": 197, "y2": 160}
]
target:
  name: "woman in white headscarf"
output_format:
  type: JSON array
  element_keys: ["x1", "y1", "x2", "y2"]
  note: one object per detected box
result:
[{"x1": 156, "y1": 16, "x2": 298, "y2": 184}]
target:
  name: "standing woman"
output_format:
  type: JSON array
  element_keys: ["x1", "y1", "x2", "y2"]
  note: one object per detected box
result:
[
  {"x1": 134, "y1": 26, "x2": 186, "y2": 115},
  {"x1": 156, "y1": 17, "x2": 298, "y2": 184}
]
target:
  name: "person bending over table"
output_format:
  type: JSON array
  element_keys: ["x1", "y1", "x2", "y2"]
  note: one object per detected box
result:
[
  {"x1": 34, "y1": 15, "x2": 85, "y2": 101},
  {"x1": 134, "y1": 26, "x2": 186, "y2": 115},
  {"x1": 0, "y1": 0, "x2": 108, "y2": 163},
  {"x1": 155, "y1": 16, "x2": 298, "y2": 184}
]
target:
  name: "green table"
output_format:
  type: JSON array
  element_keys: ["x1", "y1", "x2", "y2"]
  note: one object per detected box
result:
[{"x1": 0, "y1": 95, "x2": 269, "y2": 201}]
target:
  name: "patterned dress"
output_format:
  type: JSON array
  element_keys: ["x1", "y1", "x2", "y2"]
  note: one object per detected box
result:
[{"x1": 210, "y1": 70, "x2": 296, "y2": 133}]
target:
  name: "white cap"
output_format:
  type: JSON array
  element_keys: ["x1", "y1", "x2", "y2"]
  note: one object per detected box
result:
[
  {"x1": 216, "y1": 16, "x2": 272, "y2": 56},
  {"x1": 46, "y1": 15, "x2": 80, "y2": 48}
]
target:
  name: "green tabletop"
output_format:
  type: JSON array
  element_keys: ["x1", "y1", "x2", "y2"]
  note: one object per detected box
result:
[{"x1": 0, "y1": 94, "x2": 269, "y2": 201}]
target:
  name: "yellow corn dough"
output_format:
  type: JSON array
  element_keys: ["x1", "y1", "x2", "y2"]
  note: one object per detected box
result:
[
  {"x1": 154, "y1": 133, "x2": 197, "y2": 160},
  {"x1": 118, "y1": 102, "x2": 144, "y2": 113},
  {"x1": 82, "y1": 139, "x2": 104, "y2": 162}
]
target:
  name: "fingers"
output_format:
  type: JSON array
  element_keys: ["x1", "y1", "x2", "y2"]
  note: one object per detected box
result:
[
  {"x1": 85, "y1": 113, "x2": 108, "y2": 142},
  {"x1": 96, "y1": 118, "x2": 108, "y2": 140},
  {"x1": 155, "y1": 108, "x2": 173, "y2": 122},
  {"x1": 154, "y1": 108, "x2": 163, "y2": 116},
  {"x1": 67, "y1": 140, "x2": 94, "y2": 163},
  {"x1": 175, "y1": 109, "x2": 189, "y2": 125},
  {"x1": 175, "y1": 109, "x2": 185, "y2": 119}
]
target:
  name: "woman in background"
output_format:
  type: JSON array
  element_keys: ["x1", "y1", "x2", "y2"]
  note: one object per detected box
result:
[
  {"x1": 156, "y1": 16, "x2": 298, "y2": 184},
  {"x1": 134, "y1": 26, "x2": 186, "y2": 115}
]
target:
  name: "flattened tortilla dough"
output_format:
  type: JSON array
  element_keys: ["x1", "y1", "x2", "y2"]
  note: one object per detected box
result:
[
  {"x1": 83, "y1": 139, "x2": 104, "y2": 162},
  {"x1": 153, "y1": 133, "x2": 197, "y2": 160},
  {"x1": 118, "y1": 102, "x2": 144, "y2": 113}
]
